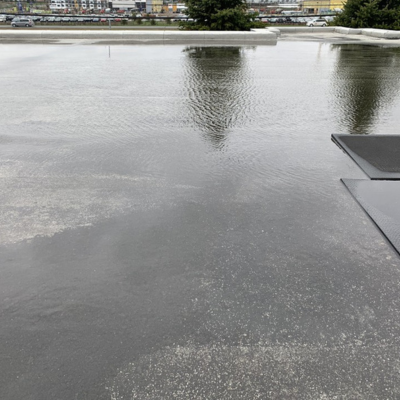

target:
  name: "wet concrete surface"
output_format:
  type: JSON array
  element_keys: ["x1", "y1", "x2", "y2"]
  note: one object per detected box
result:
[{"x1": 1, "y1": 44, "x2": 400, "y2": 399}]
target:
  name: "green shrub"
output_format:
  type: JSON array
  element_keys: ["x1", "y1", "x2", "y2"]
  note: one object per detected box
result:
[
  {"x1": 184, "y1": 0, "x2": 259, "y2": 30},
  {"x1": 210, "y1": 8, "x2": 253, "y2": 30},
  {"x1": 335, "y1": 0, "x2": 400, "y2": 29}
]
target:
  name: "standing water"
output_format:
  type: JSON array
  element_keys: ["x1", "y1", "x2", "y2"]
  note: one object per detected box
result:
[{"x1": 1, "y1": 43, "x2": 400, "y2": 399}]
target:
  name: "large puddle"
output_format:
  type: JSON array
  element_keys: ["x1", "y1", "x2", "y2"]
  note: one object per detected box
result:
[
  {"x1": 1, "y1": 43, "x2": 400, "y2": 243},
  {"x1": 1, "y1": 43, "x2": 400, "y2": 399}
]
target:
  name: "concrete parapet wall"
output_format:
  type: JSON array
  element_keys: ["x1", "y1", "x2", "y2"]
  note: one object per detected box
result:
[
  {"x1": 334, "y1": 27, "x2": 362, "y2": 35},
  {"x1": 2, "y1": 26, "x2": 400, "y2": 43},
  {"x1": 275, "y1": 26, "x2": 399, "y2": 39},
  {"x1": 0, "y1": 29, "x2": 277, "y2": 44},
  {"x1": 362, "y1": 28, "x2": 387, "y2": 38},
  {"x1": 264, "y1": 27, "x2": 281, "y2": 36},
  {"x1": 333, "y1": 26, "x2": 400, "y2": 39},
  {"x1": 276, "y1": 27, "x2": 335, "y2": 33},
  {"x1": 361, "y1": 28, "x2": 400, "y2": 39},
  {"x1": 270, "y1": 26, "x2": 399, "y2": 40},
  {"x1": 384, "y1": 30, "x2": 400, "y2": 39}
]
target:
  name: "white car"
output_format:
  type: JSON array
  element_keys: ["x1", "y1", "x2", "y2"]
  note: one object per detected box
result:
[
  {"x1": 306, "y1": 18, "x2": 328, "y2": 27},
  {"x1": 0, "y1": 14, "x2": 7, "y2": 22}
]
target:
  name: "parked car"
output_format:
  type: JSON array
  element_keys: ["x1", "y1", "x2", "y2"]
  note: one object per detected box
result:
[
  {"x1": 92, "y1": 17, "x2": 100, "y2": 22},
  {"x1": 6, "y1": 15, "x2": 16, "y2": 22},
  {"x1": 0, "y1": 15, "x2": 6, "y2": 23},
  {"x1": 61, "y1": 17, "x2": 71, "y2": 22},
  {"x1": 54, "y1": 17, "x2": 62, "y2": 23},
  {"x1": 11, "y1": 17, "x2": 35, "y2": 27},
  {"x1": 306, "y1": 18, "x2": 327, "y2": 27},
  {"x1": 172, "y1": 14, "x2": 187, "y2": 21}
]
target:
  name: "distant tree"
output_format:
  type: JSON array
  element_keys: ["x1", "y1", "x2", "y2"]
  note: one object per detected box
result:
[
  {"x1": 335, "y1": 0, "x2": 400, "y2": 29},
  {"x1": 181, "y1": 0, "x2": 264, "y2": 30}
]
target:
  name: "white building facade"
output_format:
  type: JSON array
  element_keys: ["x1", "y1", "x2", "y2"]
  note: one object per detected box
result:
[{"x1": 49, "y1": 0, "x2": 106, "y2": 11}]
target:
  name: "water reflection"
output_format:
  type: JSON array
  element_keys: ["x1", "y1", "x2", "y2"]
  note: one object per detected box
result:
[
  {"x1": 331, "y1": 45, "x2": 400, "y2": 134},
  {"x1": 182, "y1": 47, "x2": 252, "y2": 148}
]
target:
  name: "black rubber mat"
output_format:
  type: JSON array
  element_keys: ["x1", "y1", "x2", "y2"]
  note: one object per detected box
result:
[
  {"x1": 342, "y1": 179, "x2": 400, "y2": 255},
  {"x1": 332, "y1": 134, "x2": 400, "y2": 180}
]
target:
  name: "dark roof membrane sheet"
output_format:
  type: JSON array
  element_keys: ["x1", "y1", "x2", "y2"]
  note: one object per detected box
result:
[
  {"x1": 342, "y1": 179, "x2": 400, "y2": 256},
  {"x1": 332, "y1": 134, "x2": 400, "y2": 180}
]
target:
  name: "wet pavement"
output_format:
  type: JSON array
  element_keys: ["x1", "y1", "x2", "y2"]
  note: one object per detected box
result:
[{"x1": 1, "y1": 43, "x2": 400, "y2": 399}]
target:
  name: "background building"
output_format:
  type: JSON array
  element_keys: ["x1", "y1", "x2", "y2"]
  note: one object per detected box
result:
[
  {"x1": 111, "y1": 0, "x2": 136, "y2": 11},
  {"x1": 301, "y1": 0, "x2": 344, "y2": 13},
  {"x1": 145, "y1": 0, "x2": 162, "y2": 13},
  {"x1": 49, "y1": 0, "x2": 106, "y2": 11}
]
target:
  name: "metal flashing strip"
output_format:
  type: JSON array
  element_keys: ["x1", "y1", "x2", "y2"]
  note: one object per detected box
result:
[
  {"x1": 342, "y1": 179, "x2": 400, "y2": 256},
  {"x1": 332, "y1": 134, "x2": 400, "y2": 180}
]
